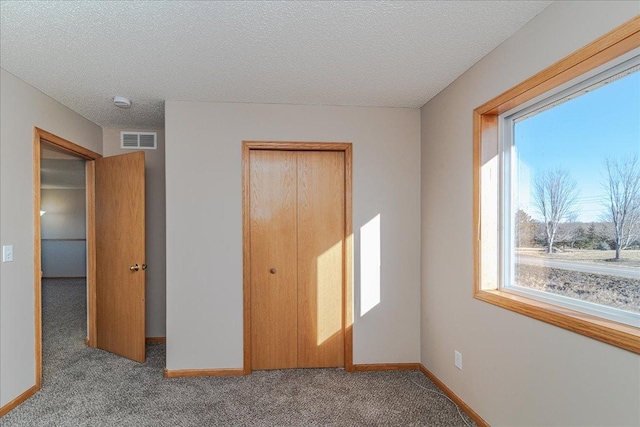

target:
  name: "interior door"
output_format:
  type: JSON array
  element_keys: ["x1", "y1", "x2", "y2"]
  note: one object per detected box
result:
[{"x1": 95, "y1": 151, "x2": 146, "y2": 362}]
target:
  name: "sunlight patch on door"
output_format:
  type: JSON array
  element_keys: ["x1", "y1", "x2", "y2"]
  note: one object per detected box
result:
[
  {"x1": 316, "y1": 241, "x2": 343, "y2": 345},
  {"x1": 360, "y1": 214, "x2": 380, "y2": 316}
]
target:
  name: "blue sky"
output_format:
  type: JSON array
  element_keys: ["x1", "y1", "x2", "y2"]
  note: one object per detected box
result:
[{"x1": 514, "y1": 68, "x2": 640, "y2": 223}]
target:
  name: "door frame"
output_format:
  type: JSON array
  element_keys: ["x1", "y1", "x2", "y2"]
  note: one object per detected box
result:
[
  {"x1": 242, "y1": 141, "x2": 354, "y2": 374},
  {"x1": 33, "y1": 127, "x2": 101, "y2": 389}
]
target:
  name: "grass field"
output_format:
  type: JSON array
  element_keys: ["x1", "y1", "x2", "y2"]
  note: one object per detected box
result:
[
  {"x1": 516, "y1": 264, "x2": 640, "y2": 313},
  {"x1": 516, "y1": 248, "x2": 640, "y2": 268}
]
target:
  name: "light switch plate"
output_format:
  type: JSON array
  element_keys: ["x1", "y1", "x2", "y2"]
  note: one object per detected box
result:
[{"x1": 3, "y1": 245, "x2": 14, "y2": 262}]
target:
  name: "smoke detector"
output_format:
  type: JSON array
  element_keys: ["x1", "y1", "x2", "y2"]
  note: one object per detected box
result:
[{"x1": 113, "y1": 96, "x2": 132, "y2": 109}]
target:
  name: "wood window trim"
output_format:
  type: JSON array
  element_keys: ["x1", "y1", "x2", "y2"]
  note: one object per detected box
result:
[
  {"x1": 33, "y1": 127, "x2": 101, "y2": 390},
  {"x1": 242, "y1": 141, "x2": 354, "y2": 374},
  {"x1": 473, "y1": 16, "x2": 640, "y2": 354}
]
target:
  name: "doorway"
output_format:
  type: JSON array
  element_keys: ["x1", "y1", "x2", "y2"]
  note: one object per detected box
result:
[
  {"x1": 40, "y1": 144, "x2": 87, "y2": 281},
  {"x1": 39, "y1": 141, "x2": 89, "y2": 383},
  {"x1": 33, "y1": 128, "x2": 147, "y2": 391},
  {"x1": 33, "y1": 129, "x2": 100, "y2": 389},
  {"x1": 242, "y1": 141, "x2": 354, "y2": 373}
]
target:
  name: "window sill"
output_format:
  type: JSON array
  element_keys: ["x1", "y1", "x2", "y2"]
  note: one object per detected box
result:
[{"x1": 474, "y1": 288, "x2": 640, "y2": 354}]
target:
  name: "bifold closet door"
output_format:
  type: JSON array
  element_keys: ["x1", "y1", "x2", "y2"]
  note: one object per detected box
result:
[
  {"x1": 250, "y1": 149, "x2": 344, "y2": 370},
  {"x1": 297, "y1": 151, "x2": 344, "y2": 368},
  {"x1": 250, "y1": 150, "x2": 298, "y2": 370}
]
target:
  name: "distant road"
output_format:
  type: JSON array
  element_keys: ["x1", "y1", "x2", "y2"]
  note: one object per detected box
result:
[{"x1": 517, "y1": 256, "x2": 640, "y2": 280}]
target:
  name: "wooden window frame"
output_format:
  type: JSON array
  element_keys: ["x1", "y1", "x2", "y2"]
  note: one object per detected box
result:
[{"x1": 473, "y1": 16, "x2": 640, "y2": 354}]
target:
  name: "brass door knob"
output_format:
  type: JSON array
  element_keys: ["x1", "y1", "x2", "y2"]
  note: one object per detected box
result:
[
  {"x1": 270, "y1": 268, "x2": 277, "y2": 274},
  {"x1": 130, "y1": 264, "x2": 139, "y2": 271}
]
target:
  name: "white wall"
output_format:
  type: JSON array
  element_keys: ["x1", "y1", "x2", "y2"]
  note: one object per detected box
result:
[
  {"x1": 0, "y1": 69, "x2": 102, "y2": 407},
  {"x1": 103, "y1": 128, "x2": 166, "y2": 338},
  {"x1": 165, "y1": 102, "x2": 421, "y2": 370},
  {"x1": 420, "y1": 2, "x2": 640, "y2": 426},
  {"x1": 41, "y1": 189, "x2": 87, "y2": 278}
]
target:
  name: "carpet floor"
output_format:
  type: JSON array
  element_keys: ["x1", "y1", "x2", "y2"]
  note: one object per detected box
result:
[{"x1": 2, "y1": 279, "x2": 475, "y2": 426}]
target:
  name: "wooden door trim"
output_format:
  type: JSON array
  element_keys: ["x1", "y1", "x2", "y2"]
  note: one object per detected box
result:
[
  {"x1": 33, "y1": 127, "x2": 101, "y2": 390},
  {"x1": 242, "y1": 141, "x2": 354, "y2": 374},
  {"x1": 86, "y1": 160, "x2": 97, "y2": 347},
  {"x1": 244, "y1": 141, "x2": 352, "y2": 151}
]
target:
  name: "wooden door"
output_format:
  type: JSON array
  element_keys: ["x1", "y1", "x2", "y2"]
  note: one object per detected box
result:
[
  {"x1": 250, "y1": 151, "x2": 298, "y2": 369},
  {"x1": 250, "y1": 150, "x2": 344, "y2": 370},
  {"x1": 297, "y1": 151, "x2": 344, "y2": 368},
  {"x1": 95, "y1": 151, "x2": 146, "y2": 362}
]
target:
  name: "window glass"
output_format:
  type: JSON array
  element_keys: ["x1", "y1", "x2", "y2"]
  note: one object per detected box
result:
[{"x1": 506, "y1": 59, "x2": 640, "y2": 321}]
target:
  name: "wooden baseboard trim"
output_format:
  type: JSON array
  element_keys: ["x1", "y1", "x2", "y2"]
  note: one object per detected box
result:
[
  {"x1": 352, "y1": 363, "x2": 422, "y2": 372},
  {"x1": 0, "y1": 385, "x2": 38, "y2": 417},
  {"x1": 164, "y1": 368, "x2": 245, "y2": 378},
  {"x1": 419, "y1": 364, "x2": 489, "y2": 427}
]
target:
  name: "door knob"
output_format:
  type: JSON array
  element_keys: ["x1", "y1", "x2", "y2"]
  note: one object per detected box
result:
[
  {"x1": 130, "y1": 264, "x2": 139, "y2": 271},
  {"x1": 270, "y1": 268, "x2": 277, "y2": 274},
  {"x1": 142, "y1": 264, "x2": 148, "y2": 271}
]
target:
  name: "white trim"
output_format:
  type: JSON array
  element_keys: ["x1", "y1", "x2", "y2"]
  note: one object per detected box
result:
[
  {"x1": 504, "y1": 285, "x2": 640, "y2": 328},
  {"x1": 501, "y1": 48, "x2": 640, "y2": 122},
  {"x1": 502, "y1": 50, "x2": 640, "y2": 121}
]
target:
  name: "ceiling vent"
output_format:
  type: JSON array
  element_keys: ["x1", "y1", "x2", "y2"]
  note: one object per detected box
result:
[{"x1": 121, "y1": 131, "x2": 157, "y2": 150}]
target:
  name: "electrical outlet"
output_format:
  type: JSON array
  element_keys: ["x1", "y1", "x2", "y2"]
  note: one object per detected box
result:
[
  {"x1": 454, "y1": 350, "x2": 462, "y2": 370},
  {"x1": 3, "y1": 245, "x2": 14, "y2": 262}
]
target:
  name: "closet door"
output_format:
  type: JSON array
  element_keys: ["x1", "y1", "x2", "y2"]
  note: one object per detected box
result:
[
  {"x1": 250, "y1": 150, "x2": 298, "y2": 369},
  {"x1": 249, "y1": 149, "x2": 345, "y2": 370},
  {"x1": 297, "y1": 151, "x2": 345, "y2": 368}
]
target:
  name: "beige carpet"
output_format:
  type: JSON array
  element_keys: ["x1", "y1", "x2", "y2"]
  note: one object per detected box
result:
[{"x1": 2, "y1": 279, "x2": 474, "y2": 426}]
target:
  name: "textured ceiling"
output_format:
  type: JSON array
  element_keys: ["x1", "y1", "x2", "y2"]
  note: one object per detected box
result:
[{"x1": 0, "y1": 1, "x2": 552, "y2": 129}]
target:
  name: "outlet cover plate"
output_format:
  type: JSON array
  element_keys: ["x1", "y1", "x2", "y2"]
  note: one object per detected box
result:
[
  {"x1": 454, "y1": 350, "x2": 462, "y2": 370},
  {"x1": 3, "y1": 245, "x2": 14, "y2": 262}
]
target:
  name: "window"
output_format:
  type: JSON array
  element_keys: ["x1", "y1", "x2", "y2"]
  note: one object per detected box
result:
[
  {"x1": 502, "y1": 56, "x2": 640, "y2": 327},
  {"x1": 474, "y1": 18, "x2": 640, "y2": 353}
]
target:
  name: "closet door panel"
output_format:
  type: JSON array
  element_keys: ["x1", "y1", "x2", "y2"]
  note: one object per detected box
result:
[
  {"x1": 297, "y1": 151, "x2": 345, "y2": 368},
  {"x1": 250, "y1": 150, "x2": 298, "y2": 369}
]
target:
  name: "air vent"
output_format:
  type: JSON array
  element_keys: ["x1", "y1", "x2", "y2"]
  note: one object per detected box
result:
[{"x1": 120, "y1": 131, "x2": 157, "y2": 150}]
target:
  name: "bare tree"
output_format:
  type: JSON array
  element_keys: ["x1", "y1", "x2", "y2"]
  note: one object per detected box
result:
[
  {"x1": 601, "y1": 155, "x2": 640, "y2": 260},
  {"x1": 533, "y1": 168, "x2": 580, "y2": 254}
]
